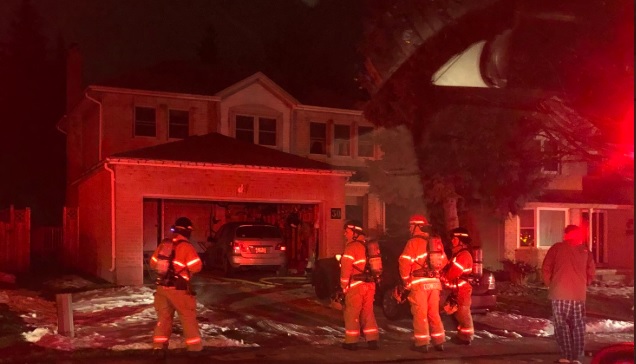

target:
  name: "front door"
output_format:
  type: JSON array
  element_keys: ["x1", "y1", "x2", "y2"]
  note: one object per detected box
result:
[{"x1": 582, "y1": 210, "x2": 607, "y2": 266}]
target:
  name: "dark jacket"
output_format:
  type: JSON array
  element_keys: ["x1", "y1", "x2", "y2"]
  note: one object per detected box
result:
[{"x1": 542, "y1": 241, "x2": 595, "y2": 301}]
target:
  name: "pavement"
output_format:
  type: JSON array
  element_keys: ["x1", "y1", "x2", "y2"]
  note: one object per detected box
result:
[{"x1": 1, "y1": 334, "x2": 626, "y2": 364}]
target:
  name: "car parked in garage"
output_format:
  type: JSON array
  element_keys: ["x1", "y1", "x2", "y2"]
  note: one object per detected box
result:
[
  {"x1": 205, "y1": 222, "x2": 287, "y2": 276},
  {"x1": 312, "y1": 233, "x2": 496, "y2": 320}
]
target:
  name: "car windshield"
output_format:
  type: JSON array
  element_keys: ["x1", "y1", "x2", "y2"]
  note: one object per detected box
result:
[{"x1": 236, "y1": 226, "x2": 281, "y2": 239}]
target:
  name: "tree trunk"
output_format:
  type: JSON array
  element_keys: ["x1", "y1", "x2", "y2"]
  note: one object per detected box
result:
[{"x1": 443, "y1": 196, "x2": 459, "y2": 232}]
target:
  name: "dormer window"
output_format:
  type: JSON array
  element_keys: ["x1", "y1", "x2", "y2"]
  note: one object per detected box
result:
[
  {"x1": 169, "y1": 109, "x2": 189, "y2": 139},
  {"x1": 235, "y1": 114, "x2": 278, "y2": 146},
  {"x1": 134, "y1": 106, "x2": 156, "y2": 137}
]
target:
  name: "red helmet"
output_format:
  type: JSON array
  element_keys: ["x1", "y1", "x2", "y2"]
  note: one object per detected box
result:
[{"x1": 409, "y1": 214, "x2": 430, "y2": 226}]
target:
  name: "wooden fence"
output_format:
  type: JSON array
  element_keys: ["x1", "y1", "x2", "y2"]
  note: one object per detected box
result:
[{"x1": 0, "y1": 205, "x2": 31, "y2": 273}]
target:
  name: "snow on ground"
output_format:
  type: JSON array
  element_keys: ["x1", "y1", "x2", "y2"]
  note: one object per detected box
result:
[{"x1": 0, "y1": 275, "x2": 633, "y2": 352}]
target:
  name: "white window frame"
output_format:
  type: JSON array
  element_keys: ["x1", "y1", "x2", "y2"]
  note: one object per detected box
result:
[
  {"x1": 168, "y1": 109, "x2": 190, "y2": 139},
  {"x1": 535, "y1": 136, "x2": 561, "y2": 174},
  {"x1": 333, "y1": 124, "x2": 351, "y2": 157},
  {"x1": 134, "y1": 106, "x2": 156, "y2": 138},
  {"x1": 309, "y1": 122, "x2": 327, "y2": 155},
  {"x1": 233, "y1": 113, "x2": 279, "y2": 147},
  {"x1": 356, "y1": 125, "x2": 375, "y2": 158},
  {"x1": 516, "y1": 207, "x2": 569, "y2": 249}
]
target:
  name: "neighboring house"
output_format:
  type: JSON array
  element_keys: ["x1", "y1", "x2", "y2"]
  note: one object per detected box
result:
[
  {"x1": 473, "y1": 153, "x2": 634, "y2": 278},
  {"x1": 58, "y1": 49, "x2": 633, "y2": 286}
]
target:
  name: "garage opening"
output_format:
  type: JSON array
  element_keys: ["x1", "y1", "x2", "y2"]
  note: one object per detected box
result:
[{"x1": 143, "y1": 198, "x2": 318, "y2": 274}]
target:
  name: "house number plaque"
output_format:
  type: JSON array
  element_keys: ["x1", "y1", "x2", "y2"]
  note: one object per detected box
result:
[{"x1": 330, "y1": 208, "x2": 342, "y2": 219}]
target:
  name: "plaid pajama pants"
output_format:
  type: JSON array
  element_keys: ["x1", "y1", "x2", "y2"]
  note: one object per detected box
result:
[{"x1": 551, "y1": 300, "x2": 586, "y2": 362}]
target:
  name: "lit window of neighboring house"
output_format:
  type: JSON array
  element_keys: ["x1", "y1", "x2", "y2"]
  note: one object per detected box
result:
[
  {"x1": 357, "y1": 126, "x2": 374, "y2": 157},
  {"x1": 334, "y1": 124, "x2": 350, "y2": 156},
  {"x1": 309, "y1": 122, "x2": 326, "y2": 155},
  {"x1": 134, "y1": 106, "x2": 156, "y2": 137},
  {"x1": 518, "y1": 208, "x2": 568, "y2": 248},
  {"x1": 235, "y1": 115, "x2": 277, "y2": 146},
  {"x1": 169, "y1": 109, "x2": 189, "y2": 139}
]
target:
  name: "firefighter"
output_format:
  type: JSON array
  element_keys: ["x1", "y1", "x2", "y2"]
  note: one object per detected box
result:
[
  {"x1": 399, "y1": 214, "x2": 448, "y2": 353},
  {"x1": 149, "y1": 217, "x2": 203, "y2": 353},
  {"x1": 444, "y1": 227, "x2": 474, "y2": 345},
  {"x1": 339, "y1": 220, "x2": 380, "y2": 351}
]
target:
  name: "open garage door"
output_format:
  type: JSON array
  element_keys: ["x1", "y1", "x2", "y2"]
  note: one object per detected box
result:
[{"x1": 143, "y1": 198, "x2": 318, "y2": 274}]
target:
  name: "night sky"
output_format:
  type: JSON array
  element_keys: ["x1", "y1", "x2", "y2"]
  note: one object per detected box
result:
[
  {"x1": 0, "y1": 0, "x2": 354, "y2": 84},
  {"x1": 0, "y1": 0, "x2": 632, "y2": 226}
]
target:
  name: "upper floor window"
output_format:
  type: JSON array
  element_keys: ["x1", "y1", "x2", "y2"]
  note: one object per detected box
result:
[
  {"x1": 542, "y1": 140, "x2": 561, "y2": 173},
  {"x1": 169, "y1": 109, "x2": 189, "y2": 139},
  {"x1": 518, "y1": 208, "x2": 568, "y2": 249},
  {"x1": 534, "y1": 137, "x2": 561, "y2": 174},
  {"x1": 357, "y1": 126, "x2": 374, "y2": 157},
  {"x1": 334, "y1": 124, "x2": 350, "y2": 156},
  {"x1": 309, "y1": 122, "x2": 327, "y2": 155},
  {"x1": 134, "y1": 107, "x2": 156, "y2": 137},
  {"x1": 235, "y1": 114, "x2": 277, "y2": 146}
]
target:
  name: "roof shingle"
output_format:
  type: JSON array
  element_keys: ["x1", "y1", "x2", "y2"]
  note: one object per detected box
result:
[{"x1": 111, "y1": 132, "x2": 340, "y2": 172}]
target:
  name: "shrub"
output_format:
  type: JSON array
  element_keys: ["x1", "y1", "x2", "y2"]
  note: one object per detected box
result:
[{"x1": 501, "y1": 258, "x2": 538, "y2": 285}]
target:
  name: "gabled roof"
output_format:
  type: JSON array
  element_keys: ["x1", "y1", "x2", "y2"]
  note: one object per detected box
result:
[
  {"x1": 216, "y1": 72, "x2": 299, "y2": 106},
  {"x1": 110, "y1": 132, "x2": 344, "y2": 173},
  {"x1": 93, "y1": 60, "x2": 366, "y2": 109},
  {"x1": 96, "y1": 60, "x2": 250, "y2": 96}
]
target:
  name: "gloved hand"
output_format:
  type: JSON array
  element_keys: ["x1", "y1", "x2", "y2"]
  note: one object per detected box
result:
[
  {"x1": 392, "y1": 283, "x2": 409, "y2": 304},
  {"x1": 332, "y1": 287, "x2": 346, "y2": 306}
]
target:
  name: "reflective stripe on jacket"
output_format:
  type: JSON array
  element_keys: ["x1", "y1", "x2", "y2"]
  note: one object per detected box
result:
[
  {"x1": 340, "y1": 239, "x2": 367, "y2": 291},
  {"x1": 399, "y1": 236, "x2": 446, "y2": 290},
  {"x1": 150, "y1": 234, "x2": 202, "y2": 281},
  {"x1": 446, "y1": 248, "x2": 473, "y2": 287}
]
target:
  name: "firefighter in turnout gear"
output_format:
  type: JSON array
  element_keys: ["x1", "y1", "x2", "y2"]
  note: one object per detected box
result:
[
  {"x1": 339, "y1": 220, "x2": 380, "y2": 351},
  {"x1": 149, "y1": 217, "x2": 203, "y2": 353},
  {"x1": 399, "y1": 214, "x2": 448, "y2": 353},
  {"x1": 445, "y1": 227, "x2": 474, "y2": 345}
]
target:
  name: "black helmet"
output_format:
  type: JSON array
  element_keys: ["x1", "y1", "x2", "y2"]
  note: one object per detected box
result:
[
  {"x1": 344, "y1": 220, "x2": 365, "y2": 235},
  {"x1": 171, "y1": 217, "x2": 194, "y2": 238},
  {"x1": 450, "y1": 227, "x2": 471, "y2": 245}
]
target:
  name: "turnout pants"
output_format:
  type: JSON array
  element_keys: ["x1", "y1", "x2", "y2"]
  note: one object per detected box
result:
[
  {"x1": 408, "y1": 287, "x2": 445, "y2": 346},
  {"x1": 153, "y1": 285, "x2": 203, "y2": 351},
  {"x1": 454, "y1": 285, "x2": 474, "y2": 341},
  {"x1": 343, "y1": 282, "x2": 379, "y2": 344}
]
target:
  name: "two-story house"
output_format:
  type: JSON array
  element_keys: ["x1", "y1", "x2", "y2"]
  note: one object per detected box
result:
[
  {"x1": 58, "y1": 50, "x2": 384, "y2": 285},
  {"x1": 59, "y1": 48, "x2": 633, "y2": 286}
]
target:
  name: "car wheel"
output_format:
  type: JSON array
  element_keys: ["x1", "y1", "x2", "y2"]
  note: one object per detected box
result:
[
  {"x1": 222, "y1": 257, "x2": 235, "y2": 277},
  {"x1": 382, "y1": 287, "x2": 406, "y2": 321},
  {"x1": 313, "y1": 267, "x2": 332, "y2": 299}
]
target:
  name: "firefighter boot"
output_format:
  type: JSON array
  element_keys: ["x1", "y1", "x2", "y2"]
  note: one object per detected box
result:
[
  {"x1": 367, "y1": 340, "x2": 379, "y2": 350},
  {"x1": 411, "y1": 344, "x2": 429, "y2": 353},
  {"x1": 342, "y1": 343, "x2": 358, "y2": 351}
]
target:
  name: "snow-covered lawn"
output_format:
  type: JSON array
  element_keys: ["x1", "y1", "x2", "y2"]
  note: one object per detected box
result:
[{"x1": 0, "y1": 275, "x2": 633, "y2": 352}]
